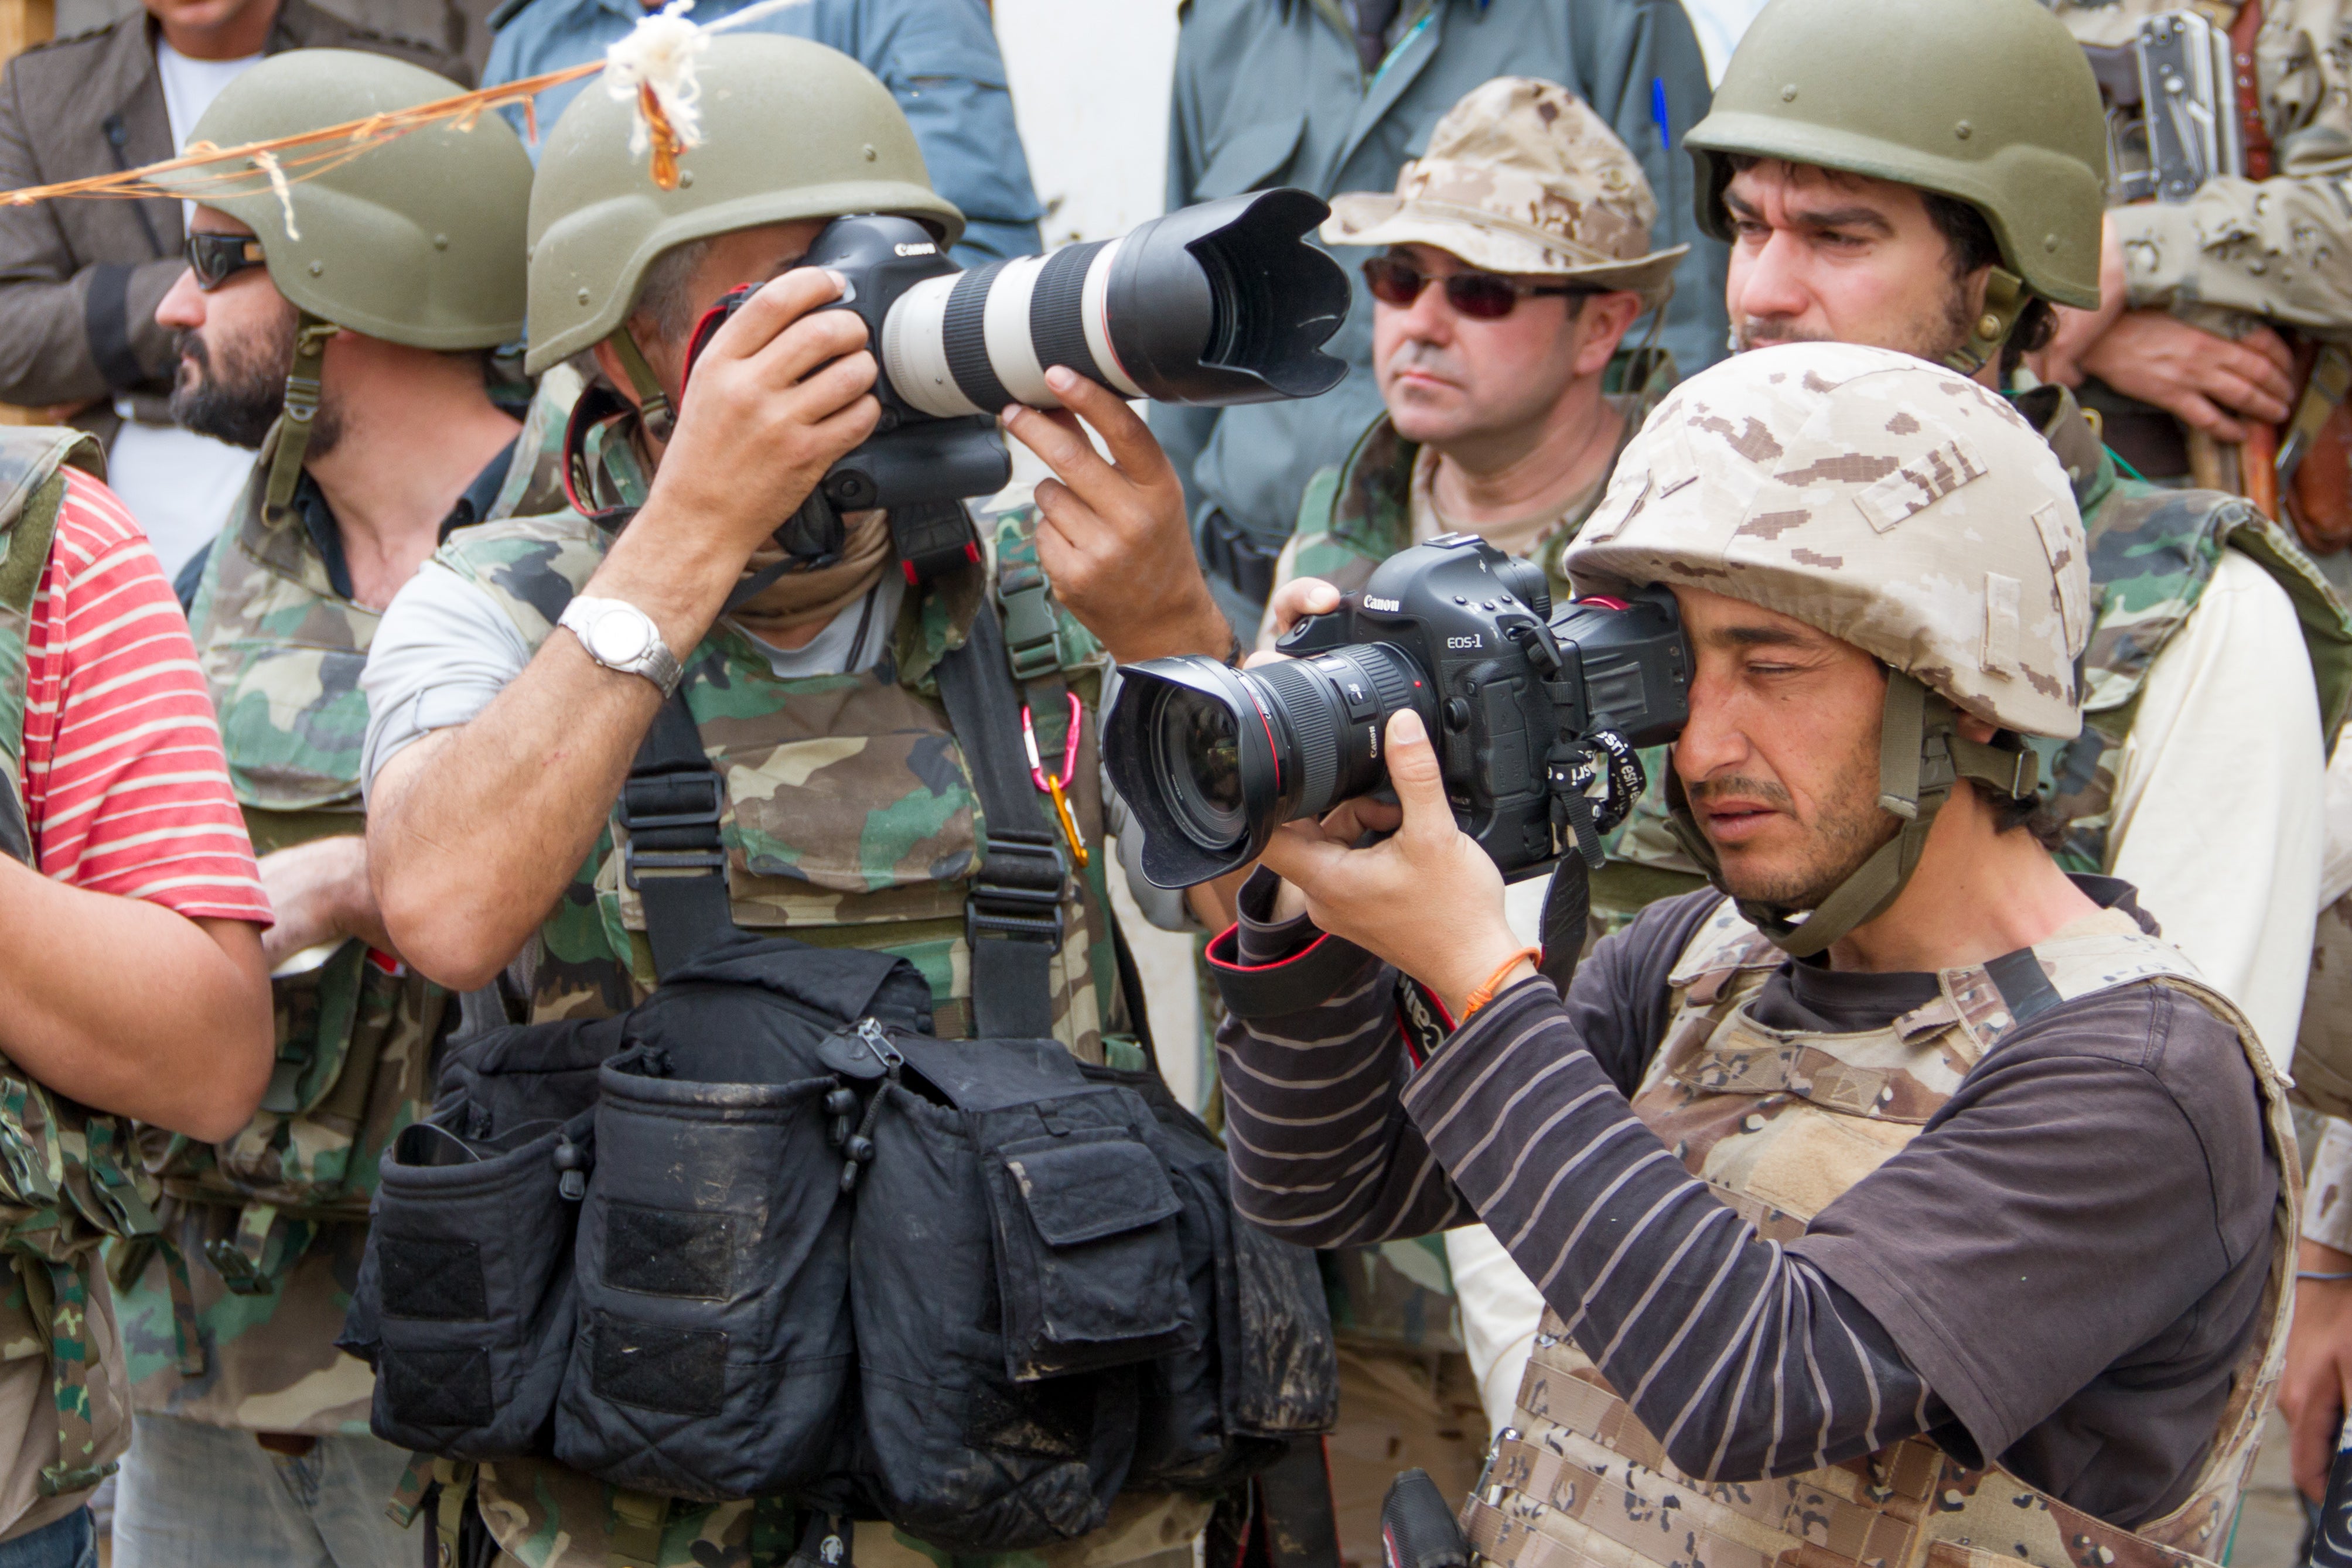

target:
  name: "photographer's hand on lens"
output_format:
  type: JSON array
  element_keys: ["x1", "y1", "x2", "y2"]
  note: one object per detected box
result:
[
  {"x1": 599, "y1": 268, "x2": 882, "y2": 655},
  {"x1": 1259, "y1": 576, "x2": 1341, "y2": 650},
  {"x1": 1005, "y1": 368, "x2": 1230, "y2": 665},
  {"x1": 1257, "y1": 707, "x2": 1535, "y2": 1022}
]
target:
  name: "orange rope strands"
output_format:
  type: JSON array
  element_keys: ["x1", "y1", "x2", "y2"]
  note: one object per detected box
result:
[{"x1": 0, "y1": 62, "x2": 605, "y2": 211}]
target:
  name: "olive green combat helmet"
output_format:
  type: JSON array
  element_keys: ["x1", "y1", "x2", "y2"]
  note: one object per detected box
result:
[
  {"x1": 156, "y1": 49, "x2": 532, "y2": 521},
  {"x1": 1684, "y1": 0, "x2": 2107, "y2": 373},
  {"x1": 525, "y1": 32, "x2": 965, "y2": 414}
]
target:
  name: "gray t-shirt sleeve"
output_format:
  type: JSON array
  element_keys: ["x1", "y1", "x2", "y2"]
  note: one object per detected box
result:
[{"x1": 360, "y1": 559, "x2": 534, "y2": 805}]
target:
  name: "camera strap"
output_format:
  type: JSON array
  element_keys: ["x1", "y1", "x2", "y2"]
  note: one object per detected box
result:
[
  {"x1": 935, "y1": 601, "x2": 1069, "y2": 1039},
  {"x1": 619, "y1": 691, "x2": 736, "y2": 981}
]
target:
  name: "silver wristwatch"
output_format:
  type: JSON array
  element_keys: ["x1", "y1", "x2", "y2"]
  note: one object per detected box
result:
[{"x1": 558, "y1": 596, "x2": 683, "y2": 698}]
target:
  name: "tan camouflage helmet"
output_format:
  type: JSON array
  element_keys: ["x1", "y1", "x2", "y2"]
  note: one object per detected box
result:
[
  {"x1": 1568, "y1": 343, "x2": 2091, "y2": 955},
  {"x1": 525, "y1": 34, "x2": 963, "y2": 376},
  {"x1": 1322, "y1": 77, "x2": 1687, "y2": 307},
  {"x1": 1569, "y1": 340, "x2": 2089, "y2": 737},
  {"x1": 157, "y1": 49, "x2": 531, "y2": 350}
]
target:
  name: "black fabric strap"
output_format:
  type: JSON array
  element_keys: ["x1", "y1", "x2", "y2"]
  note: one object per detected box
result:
[
  {"x1": 1536, "y1": 856, "x2": 1590, "y2": 1000},
  {"x1": 934, "y1": 606, "x2": 1067, "y2": 1039},
  {"x1": 619, "y1": 692, "x2": 735, "y2": 981}
]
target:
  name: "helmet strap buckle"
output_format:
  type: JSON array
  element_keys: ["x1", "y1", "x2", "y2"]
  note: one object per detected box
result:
[
  {"x1": 606, "y1": 327, "x2": 675, "y2": 443},
  {"x1": 261, "y1": 313, "x2": 341, "y2": 528},
  {"x1": 1942, "y1": 265, "x2": 2029, "y2": 380},
  {"x1": 1666, "y1": 671, "x2": 2040, "y2": 958}
]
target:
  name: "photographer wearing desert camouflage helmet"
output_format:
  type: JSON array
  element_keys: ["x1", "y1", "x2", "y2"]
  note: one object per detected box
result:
[
  {"x1": 101, "y1": 48, "x2": 554, "y2": 1568},
  {"x1": 1210, "y1": 340, "x2": 2294, "y2": 1552},
  {"x1": 1262, "y1": 0, "x2": 2352, "y2": 1449},
  {"x1": 357, "y1": 33, "x2": 1253, "y2": 1568}
]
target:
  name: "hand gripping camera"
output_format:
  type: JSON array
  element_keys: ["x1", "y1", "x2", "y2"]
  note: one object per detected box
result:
[
  {"x1": 684, "y1": 189, "x2": 1351, "y2": 518},
  {"x1": 1104, "y1": 536, "x2": 1692, "y2": 889}
]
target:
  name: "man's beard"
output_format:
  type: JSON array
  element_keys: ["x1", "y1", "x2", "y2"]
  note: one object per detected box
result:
[
  {"x1": 1734, "y1": 280, "x2": 1975, "y2": 364},
  {"x1": 169, "y1": 316, "x2": 343, "y2": 457},
  {"x1": 1693, "y1": 761, "x2": 1899, "y2": 912}
]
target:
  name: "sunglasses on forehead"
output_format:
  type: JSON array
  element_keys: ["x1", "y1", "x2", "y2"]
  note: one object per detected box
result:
[
  {"x1": 1361, "y1": 254, "x2": 1598, "y2": 320},
  {"x1": 185, "y1": 232, "x2": 266, "y2": 292}
]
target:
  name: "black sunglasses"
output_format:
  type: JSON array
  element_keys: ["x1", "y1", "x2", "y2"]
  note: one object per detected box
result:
[
  {"x1": 185, "y1": 232, "x2": 266, "y2": 292},
  {"x1": 1361, "y1": 254, "x2": 1593, "y2": 320}
]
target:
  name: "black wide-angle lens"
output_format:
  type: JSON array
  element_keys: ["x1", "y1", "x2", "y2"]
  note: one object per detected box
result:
[
  {"x1": 1155, "y1": 686, "x2": 1247, "y2": 848},
  {"x1": 1105, "y1": 643, "x2": 1433, "y2": 889}
]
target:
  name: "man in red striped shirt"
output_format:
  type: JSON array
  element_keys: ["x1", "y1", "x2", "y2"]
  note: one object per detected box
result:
[{"x1": 0, "y1": 437, "x2": 272, "y2": 1566}]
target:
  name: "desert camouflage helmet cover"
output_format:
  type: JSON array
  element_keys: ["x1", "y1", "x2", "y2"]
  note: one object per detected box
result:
[
  {"x1": 159, "y1": 50, "x2": 531, "y2": 350},
  {"x1": 525, "y1": 34, "x2": 964, "y2": 374},
  {"x1": 1566, "y1": 341, "x2": 2091, "y2": 739},
  {"x1": 1323, "y1": 77, "x2": 1687, "y2": 307},
  {"x1": 1683, "y1": 0, "x2": 2107, "y2": 310}
]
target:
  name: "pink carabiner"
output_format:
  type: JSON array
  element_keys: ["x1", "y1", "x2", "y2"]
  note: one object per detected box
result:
[{"x1": 1022, "y1": 692, "x2": 1084, "y2": 791}]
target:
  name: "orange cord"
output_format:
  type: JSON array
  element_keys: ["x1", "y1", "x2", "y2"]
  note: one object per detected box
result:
[{"x1": 1460, "y1": 947, "x2": 1543, "y2": 1023}]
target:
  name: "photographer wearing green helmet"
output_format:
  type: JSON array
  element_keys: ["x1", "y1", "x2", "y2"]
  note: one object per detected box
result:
[
  {"x1": 359, "y1": 33, "x2": 1239, "y2": 1568},
  {"x1": 108, "y1": 47, "x2": 548, "y2": 1568}
]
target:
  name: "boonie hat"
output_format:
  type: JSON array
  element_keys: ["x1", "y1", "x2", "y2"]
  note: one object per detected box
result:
[{"x1": 1322, "y1": 77, "x2": 1687, "y2": 306}]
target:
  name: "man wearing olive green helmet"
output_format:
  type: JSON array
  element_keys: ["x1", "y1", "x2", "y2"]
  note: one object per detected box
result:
[
  {"x1": 359, "y1": 34, "x2": 1239, "y2": 1568},
  {"x1": 107, "y1": 49, "x2": 551, "y2": 1568}
]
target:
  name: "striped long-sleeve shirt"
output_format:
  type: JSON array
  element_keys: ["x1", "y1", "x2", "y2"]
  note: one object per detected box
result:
[{"x1": 1215, "y1": 877, "x2": 2276, "y2": 1528}]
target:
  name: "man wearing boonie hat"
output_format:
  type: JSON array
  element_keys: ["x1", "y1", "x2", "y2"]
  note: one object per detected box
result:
[
  {"x1": 1160, "y1": 78, "x2": 1686, "y2": 1550},
  {"x1": 1268, "y1": 76, "x2": 1687, "y2": 637}
]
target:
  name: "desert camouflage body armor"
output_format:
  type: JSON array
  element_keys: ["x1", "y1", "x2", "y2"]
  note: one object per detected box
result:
[
  {"x1": 1467, "y1": 896, "x2": 2298, "y2": 1568},
  {"x1": 0, "y1": 428, "x2": 169, "y2": 1497}
]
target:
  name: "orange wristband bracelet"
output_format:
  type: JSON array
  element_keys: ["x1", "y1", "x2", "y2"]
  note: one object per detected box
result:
[{"x1": 1460, "y1": 946, "x2": 1542, "y2": 1022}]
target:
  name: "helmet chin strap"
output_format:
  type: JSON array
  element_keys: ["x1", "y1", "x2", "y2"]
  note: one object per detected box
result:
[
  {"x1": 1664, "y1": 671, "x2": 2041, "y2": 958},
  {"x1": 605, "y1": 327, "x2": 675, "y2": 443},
  {"x1": 261, "y1": 313, "x2": 341, "y2": 528},
  {"x1": 1942, "y1": 264, "x2": 2029, "y2": 380}
]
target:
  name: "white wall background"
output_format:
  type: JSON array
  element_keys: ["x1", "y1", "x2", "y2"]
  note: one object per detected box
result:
[
  {"x1": 992, "y1": 0, "x2": 1207, "y2": 1108},
  {"x1": 994, "y1": 0, "x2": 1180, "y2": 248}
]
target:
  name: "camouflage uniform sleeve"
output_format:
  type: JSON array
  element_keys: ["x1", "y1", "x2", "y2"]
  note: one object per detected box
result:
[
  {"x1": 2306, "y1": 1114, "x2": 2352, "y2": 1252},
  {"x1": 2113, "y1": 0, "x2": 2352, "y2": 329}
]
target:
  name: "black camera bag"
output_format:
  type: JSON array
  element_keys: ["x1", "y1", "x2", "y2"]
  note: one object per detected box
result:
[
  {"x1": 550, "y1": 938, "x2": 929, "y2": 1501},
  {"x1": 1084, "y1": 1065, "x2": 1335, "y2": 1491},
  {"x1": 341, "y1": 1012, "x2": 626, "y2": 1457},
  {"x1": 844, "y1": 1029, "x2": 1191, "y2": 1550}
]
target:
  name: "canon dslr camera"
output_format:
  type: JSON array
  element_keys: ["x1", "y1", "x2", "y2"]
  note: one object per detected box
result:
[
  {"x1": 1104, "y1": 536, "x2": 1691, "y2": 888},
  {"x1": 684, "y1": 189, "x2": 1350, "y2": 515}
]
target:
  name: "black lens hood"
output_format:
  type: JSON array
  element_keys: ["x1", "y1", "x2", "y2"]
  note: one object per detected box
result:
[
  {"x1": 1104, "y1": 189, "x2": 1351, "y2": 405},
  {"x1": 1105, "y1": 656, "x2": 1291, "y2": 889}
]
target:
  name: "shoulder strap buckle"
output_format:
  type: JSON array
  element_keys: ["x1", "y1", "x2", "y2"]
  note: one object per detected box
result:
[
  {"x1": 997, "y1": 561, "x2": 1063, "y2": 683},
  {"x1": 968, "y1": 830, "x2": 1068, "y2": 950}
]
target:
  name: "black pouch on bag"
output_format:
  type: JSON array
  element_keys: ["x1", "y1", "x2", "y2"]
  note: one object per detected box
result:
[
  {"x1": 846, "y1": 1029, "x2": 1193, "y2": 1551},
  {"x1": 551, "y1": 934, "x2": 926, "y2": 1501},
  {"x1": 343, "y1": 1012, "x2": 627, "y2": 1458},
  {"x1": 1080, "y1": 1065, "x2": 1336, "y2": 1490}
]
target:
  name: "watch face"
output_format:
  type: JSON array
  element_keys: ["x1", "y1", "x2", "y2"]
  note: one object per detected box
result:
[{"x1": 588, "y1": 606, "x2": 653, "y2": 665}]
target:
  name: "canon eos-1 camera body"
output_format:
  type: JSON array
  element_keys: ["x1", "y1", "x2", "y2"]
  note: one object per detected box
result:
[{"x1": 1105, "y1": 535, "x2": 1693, "y2": 888}]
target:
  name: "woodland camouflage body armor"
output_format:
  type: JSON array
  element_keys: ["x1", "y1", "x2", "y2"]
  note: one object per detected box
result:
[
  {"x1": 411, "y1": 426, "x2": 1196, "y2": 1565},
  {"x1": 0, "y1": 429, "x2": 169, "y2": 1499},
  {"x1": 1466, "y1": 898, "x2": 2297, "y2": 1568},
  {"x1": 114, "y1": 428, "x2": 559, "y2": 1434}
]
